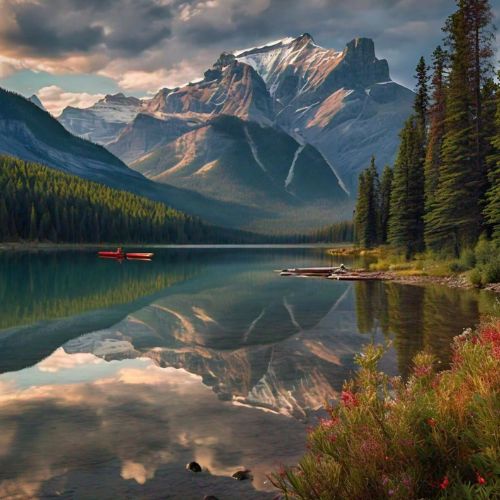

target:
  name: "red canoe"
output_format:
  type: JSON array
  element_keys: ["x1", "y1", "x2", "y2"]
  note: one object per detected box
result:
[
  {"x1": 126, "y1": 252, "x2": 154, "y2": 259},
  {"x1": 98, "y1": 250, "x2": 124, "y2": 258},
  {"x1": 98, "y1": 250, "x2": 154, "y2": 259}
]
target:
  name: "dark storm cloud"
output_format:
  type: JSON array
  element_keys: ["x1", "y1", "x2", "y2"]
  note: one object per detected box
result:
[
  {"x1": 175, "y1": 0, "x2": 465, "y2": 87},
  {"x1": 0, "y1": 0, "x2": 173, "y2": 57},
  {"x1": 0, "y1": 0, "x2": 497, "y2": 89}
]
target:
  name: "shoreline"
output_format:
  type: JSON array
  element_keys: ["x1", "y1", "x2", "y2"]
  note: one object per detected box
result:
[
  {"x1": 0, "y1": 242, "x2": 348, "y2": 252},
  {"x1": 373, "y1": 270, "x2": 500, "y2": 293},
  {"x1": 327, "y1": 247, "x2": 500, "y2": 293}
]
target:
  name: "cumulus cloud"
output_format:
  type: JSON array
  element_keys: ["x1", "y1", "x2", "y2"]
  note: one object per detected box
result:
[
  {"x1": 37, "y1": 85, "x2": 105, "y2": 115},
  {"x1": 0, "y1": 0, "x2": 496, "y2": 95}
]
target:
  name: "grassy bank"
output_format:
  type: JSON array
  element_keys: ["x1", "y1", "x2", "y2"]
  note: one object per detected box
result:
[
  {"x1": 271, "y1": 320, "x2": 500, "y2": 499},
  {"x1": 329, "y1": 237, "x2": 500, "y2": 288}
]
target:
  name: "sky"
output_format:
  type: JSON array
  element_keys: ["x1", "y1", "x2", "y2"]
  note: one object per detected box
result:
[{"x1": 0, "y1": 0, "x2": 498, "y2": 115}]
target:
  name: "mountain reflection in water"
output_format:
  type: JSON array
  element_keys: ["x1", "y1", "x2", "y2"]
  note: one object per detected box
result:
[{"x1": 0, "y1": 248, "x2": 495, "y2": 498}]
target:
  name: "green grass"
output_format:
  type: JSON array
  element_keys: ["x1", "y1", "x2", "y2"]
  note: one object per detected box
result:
[
  {"x1": 366, "y1": 238, "x2": 500, "y2": 285},
  {"x1": 271, "y1": 320, "x2": 500, "y2": 499}
]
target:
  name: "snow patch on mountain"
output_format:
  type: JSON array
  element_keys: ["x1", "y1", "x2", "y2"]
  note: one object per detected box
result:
[
  {"x1": 244, "y1": 126, "x2": 267, "y2": 172},
  {"x1": 233, "y1": 37, "x2": 295, "y2": 57},
  {"x1": 285, "y1": 144, "x2": 305, "y2": 189}
]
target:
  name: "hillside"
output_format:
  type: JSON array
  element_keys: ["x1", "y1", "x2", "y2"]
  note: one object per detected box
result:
[{"x1": 0, "y1": 155, "x2": 244, "y2": 244}]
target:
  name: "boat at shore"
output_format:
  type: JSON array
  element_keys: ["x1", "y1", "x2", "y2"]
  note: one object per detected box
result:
[{"x1": 278, "y1": 265, "x2": 385, "y2": 281}]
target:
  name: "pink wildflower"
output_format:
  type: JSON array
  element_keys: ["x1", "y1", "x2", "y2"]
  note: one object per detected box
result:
[
  {"x1": 414, "y1": 365, "x2": 432, "y2": 377},
  {"x1": 340, "y1": 390, "x2": 358, "y2": 408},
  {"x1": 439, "y1": 476, "x2": 449, "y2": 490}
]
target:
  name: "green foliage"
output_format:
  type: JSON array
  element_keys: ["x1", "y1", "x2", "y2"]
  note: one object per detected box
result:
[
  {"x1": 379, "y1": 166, "x2": 393, "y2": 244},
  {"x1": 271, "y1": 320, "x2": 500, "y2": 499},
  {"x1": 424, "y1": 46, "x2": 447, "y2": 235},
  {"x1": 355, "y1": 156, "x2": 380, "y2": 248},
  {"x1": 485, "y1": 74, "x2": 500, "y2": 241},
  {"x1": 355, "y1": 2, "x2": 497, "y2": 263},
  {"x1": 414, "y1": 56, "x2": 430, "y2": 130},
  {"x1": 388, "y1": 115, "x2": 425, "y2": 258},
  {"x1": 426, "y1": 0, "x2": 494, "y2": 256},
  {"x1": 0, "y1": 155, "x2": 224, "y2": 243},
  {"x1": 469, "y1": 236, "x2": 500, "y2": 285}
]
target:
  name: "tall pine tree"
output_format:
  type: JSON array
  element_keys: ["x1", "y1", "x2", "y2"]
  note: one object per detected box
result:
[
  {"x1": 414, "y1": 56, "x2": 430, "y2": 131},
  {"x1": 425, "y1": 0, "x2": 494, "y2": 255},
  {"x1": 388, "y1": 116, "x2": 425, "y2": 257},
  {"x1": 379, "y1": 165, "x2": 393, "y2": 244},
  {"x1": 484, "y1": 78, "x2": 500, "y2": 240},
  {"x1": 424, "y1": 45, "x2": 447, "y2": 245},
  {"x1": 355, "y1": 157, "x2": 380, "y2": 248}
]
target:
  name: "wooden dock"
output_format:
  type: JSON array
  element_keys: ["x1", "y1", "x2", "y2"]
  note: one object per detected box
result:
[{"x1": 278, "y1": 266, "x2": 385, "y2": 281}]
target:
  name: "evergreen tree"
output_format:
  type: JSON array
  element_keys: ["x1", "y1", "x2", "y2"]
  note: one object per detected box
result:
[
  {"x1": 29, "y1": 204, "x2": 37, "y2": 241},
  {"x1": 0, "y1": 198, "x2": 8, "y2": 240},
  {"x1": 424, "y1": 45, "x2": 447, "y2": 240},
  {"x1": 354, "y1": 157, "x2": 380, "y2": 248},
  {"x1": 426, "y1": 1, "x2": 494, "y2": 255},
  {"x1": 388, "y1": 116, "x2": 425, "y2": 258},
  {"x1": 414, "y1": 56, "x2": 430, "y2": 131},
  {"x1": 462, "y1": 0, "x2": 495, "y2": 177},
  {"x1": 485, "y1": 79, "x2": 500, "y2": 240},
  {"x1": 379, "y1": 165, "x2": 393, "y2": 244}
]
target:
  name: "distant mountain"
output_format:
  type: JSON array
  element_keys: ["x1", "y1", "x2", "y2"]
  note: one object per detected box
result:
[
  {"x1": 0, "y1": 87, "x2": 137, "y2": 185},
  {"x1": 0, "y1": 87, "x2": 272, "y2": 230},
  {"x1": 234, "y1": 35, "x2": 414, "y2": 189},
  {"x1": 59, "y1": 34, "x2": 414, "y2": 194},
  {"x1": 28, "y1": 94, "x2": 46, "y2": 111},
  {"x1": 131, "y1": 115, "x2": 348, "y2": 209},
  {"x1": 58, "y1": 93, "x2": 143, "y2": 144}
]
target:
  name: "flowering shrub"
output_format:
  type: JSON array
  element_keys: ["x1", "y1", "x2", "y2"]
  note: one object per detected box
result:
[{"x1": 271, "y1": 320, "x2": 500, "y2": 499}]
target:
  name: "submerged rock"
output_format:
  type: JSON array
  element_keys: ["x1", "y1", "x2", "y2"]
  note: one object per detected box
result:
[{"x1": 186, "y1": 461, "x2": 202, "y2": 472}]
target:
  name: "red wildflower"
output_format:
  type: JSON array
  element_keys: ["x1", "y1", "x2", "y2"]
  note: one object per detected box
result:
[
  {"x1": 341, "y1": 390, "x2": 358, "y2": 408},
  {"x1": 328, "y1": 434, "x2": 337, "y2": 443},
  {"x1": 427, "y1": 418, "x2": 437, "y2": 427},
  {"x1": 439, "y1": 476, "x2": 449, "y2": 490},
  {"x1": 414, "y1": 365, "x2": 432, "y2": 377},
  {"x1": 476, "y1": 472, "x2": 486, "y2": 485},
  {"x1": 479, "y1": 324, "x2": 500, "y2": 359},
  {"x1": 319, "y1": 417, "x2": 338, "y2": 428}
]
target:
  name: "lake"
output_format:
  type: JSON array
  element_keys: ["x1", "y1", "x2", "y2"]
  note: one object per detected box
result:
[{"x1": 0, "y1": 247, "x2": 496, "y2": 499}]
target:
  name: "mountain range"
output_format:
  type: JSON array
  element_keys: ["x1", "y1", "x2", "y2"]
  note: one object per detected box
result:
[{"x1": 1, "y1": 34, "x2": 414, "y2": 233}]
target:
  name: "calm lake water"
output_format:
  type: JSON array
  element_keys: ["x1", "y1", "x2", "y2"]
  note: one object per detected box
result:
[{"x1": 0, "y1": 247, "x2": 497, "y2": 499}]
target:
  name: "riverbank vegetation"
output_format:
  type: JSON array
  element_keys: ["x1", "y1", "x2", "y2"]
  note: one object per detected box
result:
[
  {"x1": 354, "y1": 0, "x2": 499, "y2": 286},
  {"x1": 271, "y1": 319, "x2": 500, "y2": 499}
]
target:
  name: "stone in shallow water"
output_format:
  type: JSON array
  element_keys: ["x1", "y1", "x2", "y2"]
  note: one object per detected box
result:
[
  {"x1": 232, "y1": 470, "x2": 252, "y2": 480},
  {"x1": 203, "y1": 496, "x2": 219, "y2": 500},
  {"x1": 186, "y1": 461, "x2": 202, "y2": 472}
]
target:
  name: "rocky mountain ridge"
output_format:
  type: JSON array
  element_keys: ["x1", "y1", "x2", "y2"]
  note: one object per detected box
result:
[{"x1": 57, "y1": 34, "x2": 413, "y2": 196}]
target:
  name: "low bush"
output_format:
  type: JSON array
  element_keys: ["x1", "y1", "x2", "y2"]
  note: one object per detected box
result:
[
  {"x1": 271, "y1": 320, "x2": 500, "y2": 499},
  {"x1": 469, "y1": 237, "x2": 500, "y2": 286}
]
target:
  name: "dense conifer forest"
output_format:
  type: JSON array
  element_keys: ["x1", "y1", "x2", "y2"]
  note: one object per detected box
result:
[
  {"x1": 355, "y1": 0, "x2": 499, "y2": 261},
  {"x1": 0, "y1": 155, "x2": 353, "y2": 244},
  {"x1": 0, "y1": 156, "x2": 237, "y2": 244}
]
